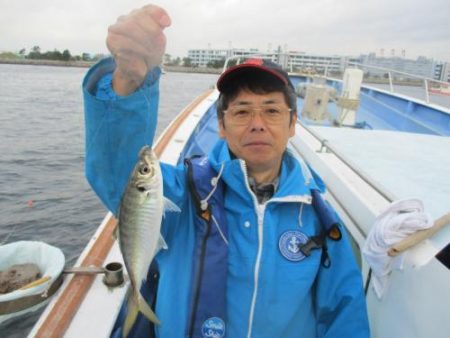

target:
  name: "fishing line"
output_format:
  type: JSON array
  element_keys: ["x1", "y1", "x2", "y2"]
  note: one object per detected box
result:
[{"x1": 136, "y1": 81, "x2": 153, "y2": 147}]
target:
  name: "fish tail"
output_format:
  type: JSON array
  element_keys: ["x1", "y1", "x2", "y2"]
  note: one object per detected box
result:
[
  {"x1": 122, "y1": 292, "x2": 161, "y2": 337},
  {"x1": 138, "y1": 293, "x2": 161, "y2": 326},
  {"x1": 122, "y1": 295, "x2": 139, "y2": 338}
]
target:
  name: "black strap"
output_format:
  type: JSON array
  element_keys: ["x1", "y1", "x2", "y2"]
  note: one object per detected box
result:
[
  {"x1": 297, "y1": 232, "x2": 331, "y2": 268},
  {"x1": 298, "y1": 234, "x2": 325, "y2": 257}
]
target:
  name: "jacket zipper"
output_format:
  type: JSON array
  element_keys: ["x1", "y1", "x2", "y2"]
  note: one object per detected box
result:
[
  {"x1": 239, "y1": 161, "x2": 313, "y2": 338},
  {"x1": 239, "y1": 160, "x2": 266, "y2": 338}
]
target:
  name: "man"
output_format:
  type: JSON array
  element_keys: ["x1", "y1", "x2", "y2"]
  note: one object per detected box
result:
[{"x1": 83, "y1": 4, "x2": 370, "y2": 338}]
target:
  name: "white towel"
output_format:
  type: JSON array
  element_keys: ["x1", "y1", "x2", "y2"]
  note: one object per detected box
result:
[{"x1": 362, "y1": 198, "x2": 433, "y2": 299}]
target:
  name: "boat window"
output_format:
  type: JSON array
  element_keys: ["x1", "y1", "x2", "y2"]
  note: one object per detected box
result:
[{"x1": 436, "y1": 243, "x2": 450, "y2": 270}]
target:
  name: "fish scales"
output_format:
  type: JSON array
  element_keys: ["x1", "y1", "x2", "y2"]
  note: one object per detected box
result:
[{"x1": 117, "y1": 145, "x2": 179, "y2": 337}]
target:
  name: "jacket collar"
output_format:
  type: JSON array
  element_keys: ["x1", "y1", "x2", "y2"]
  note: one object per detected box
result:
[{"x1": 208, "y1": 140, "x2": 321, "y2": 204}]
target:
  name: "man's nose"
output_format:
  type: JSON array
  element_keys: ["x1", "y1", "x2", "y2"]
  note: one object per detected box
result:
[{"x1": 248, "y1": 111, "x2": 266, "y2": 131}]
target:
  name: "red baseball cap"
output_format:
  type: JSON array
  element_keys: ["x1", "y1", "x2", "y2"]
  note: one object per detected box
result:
[{"x1": 217, "y1": 58, "x2": 294, "y2": 92}]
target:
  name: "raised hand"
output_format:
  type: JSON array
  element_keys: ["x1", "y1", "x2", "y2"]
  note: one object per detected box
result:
[{"x1": 106, "y1": 4, "x2": 171, "y2": 95}]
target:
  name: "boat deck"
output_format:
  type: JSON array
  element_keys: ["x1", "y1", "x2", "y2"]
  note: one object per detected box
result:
[{"x1": 312, "y1": 127, "x2": 450, "y2": 220}]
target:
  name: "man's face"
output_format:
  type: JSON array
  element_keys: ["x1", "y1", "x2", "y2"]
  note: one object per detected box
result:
[{"x1": 219, "y1": 89, "x2": 296, "y2": 176}]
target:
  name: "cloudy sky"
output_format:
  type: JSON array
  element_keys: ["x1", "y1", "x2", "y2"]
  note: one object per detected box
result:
[{"x1": 1, "y1": 0, "x2": 449, "y2": 62}]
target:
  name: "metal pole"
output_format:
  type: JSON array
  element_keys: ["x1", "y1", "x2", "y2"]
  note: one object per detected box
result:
[
  {"x1": 424, "y1": 78, "x2": 430, "y2": 104},
  {"x1": 388, "y1": 72, "x2": 394, "y2": 92}
]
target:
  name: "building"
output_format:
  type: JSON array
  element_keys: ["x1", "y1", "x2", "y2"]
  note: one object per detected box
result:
[
  {"x1": 287, "y1": 52, "x2": 360, "y2": 74},
  {"x1": 187, "y1": 47, "x2": 360, "y2": 73},
  {"x1": 187, "y1": 47, "x2": 448, "y2": 82},
  {"x1": 435, "y1": 62, "x2": 450, "y2": 82},
  {"x1": 359, "y1": 53, "x2": 442, "y2": 80},
  {"x1": 187, "y1": 48, "x2": 261, "y2": 67},
  {"x1": 443, "y1": 63, "x2": 450, "y2": 82},
  {"x1": 187, "y1": 49, "x2": 228, "y2": 67}
]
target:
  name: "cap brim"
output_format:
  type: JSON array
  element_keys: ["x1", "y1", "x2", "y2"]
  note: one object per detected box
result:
[{"x1": 217, "y1": 64, "x2": 289, "y2": 92}]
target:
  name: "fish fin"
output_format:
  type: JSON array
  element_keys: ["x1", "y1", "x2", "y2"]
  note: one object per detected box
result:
[
  {"x1": 122, "y1": 295, "x2": 139, "y2": 338},
  {"x1": 157, "y1": 234, "x2": 168, "y2": 251},
  {"x1": 163, "y1": 197, "x2": 181, "y2": 216},
  {"x1": 138, "y1": 293, "x2": 161, "y2": 326}
]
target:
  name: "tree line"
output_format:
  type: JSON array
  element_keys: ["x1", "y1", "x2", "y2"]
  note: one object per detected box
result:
[
  {"x1": 2, "y1": 47, "x2": 226, "y2": 69},
  {"x1": 1, "y1": 46, "x2": 105, "y2": 62}
]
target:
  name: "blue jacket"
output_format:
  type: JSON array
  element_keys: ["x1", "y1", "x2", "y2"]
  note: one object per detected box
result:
[{"x1": 83, "y1": 58, "x2": 370, "y2": 338}]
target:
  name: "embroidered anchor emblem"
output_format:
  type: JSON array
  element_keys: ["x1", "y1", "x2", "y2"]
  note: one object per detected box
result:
[
  {"x1": 288, "y1": 236, "x2": 300, "y2": 253},
  {"x1": 279, "y1": 230, "x2": 309, "y2": 261}
]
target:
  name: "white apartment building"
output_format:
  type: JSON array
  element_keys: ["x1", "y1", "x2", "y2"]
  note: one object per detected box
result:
[
  {"x1": 435, "y1": 62, "x2": 450, "y2": 82},
  {"x1": 187, "y1": 48, "x2": 448, "y2": 82},
  {"x1": 187, "y1": 48, "x2": 261, "y2": 67},
  {"x1": 287, "y1": 52, "x2": 360, "y2": 74},
  {"x1": 359, "y1": 53, "x2": 441, "y2": 80},
  {"x1": 187, "y1": 47, "x2": 360, "y2": 73},
  {"x1": 187, "y1": 49, "x2": 228, "y2": 67}
]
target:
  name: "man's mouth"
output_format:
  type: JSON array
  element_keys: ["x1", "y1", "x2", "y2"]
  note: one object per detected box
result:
[{"x1": 245, "y1": 141, "x2": 270, "y2": 147}]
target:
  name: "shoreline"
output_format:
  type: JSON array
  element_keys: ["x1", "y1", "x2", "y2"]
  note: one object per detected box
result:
[
  {"x1": 0, "y1": 58, "x2": 222, "y2": 74},
  {"x1": 0, "y1": 58, "x2": 95, "y2": 68},
  {"x1": 0, "y1": 59, "x2": 427, "y2": 84}
]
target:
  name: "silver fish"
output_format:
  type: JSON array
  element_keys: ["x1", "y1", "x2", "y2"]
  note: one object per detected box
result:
[{"x1": 117, "y1": 145, "x2": 180, "y2": 337}]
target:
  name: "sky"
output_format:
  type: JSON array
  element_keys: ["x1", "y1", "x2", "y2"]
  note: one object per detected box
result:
[{"x1": 1, "y1": 0, "x2": 449, "y2": 62}]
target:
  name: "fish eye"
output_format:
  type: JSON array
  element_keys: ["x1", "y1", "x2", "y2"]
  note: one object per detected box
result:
[{"x1": 139, "y1": 164, "x2": 150, "y2": 175}]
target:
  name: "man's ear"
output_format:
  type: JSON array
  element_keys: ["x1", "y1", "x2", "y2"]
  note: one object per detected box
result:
[
  {"x1": 218, "y1": 119, "x2": 226, "y2": 139},
  {"x1": 289, "y1": 113, "x2": 297, "y2": 137}
]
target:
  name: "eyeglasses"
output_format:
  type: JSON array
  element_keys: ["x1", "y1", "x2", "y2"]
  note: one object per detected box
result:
[{"x1": 223, "y1": 104, "x2": 292, "y2": 126}]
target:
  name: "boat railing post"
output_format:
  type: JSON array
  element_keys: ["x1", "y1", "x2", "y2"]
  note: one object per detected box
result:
[
  {"x1": 424, "y1": 78, "x2": 430, "y2": 104},
  {"x1": 388, "y1": 72, "x2": 394, "y2": 93}
]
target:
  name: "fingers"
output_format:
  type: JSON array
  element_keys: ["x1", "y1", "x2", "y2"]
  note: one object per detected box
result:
[
  {"x1": 106, "y1": 31, "x2": 165, "y2": 70},
  {"x1": 140, "y1": 4, "x2": 171, "y2": 27},
  {"x1": 107, "y1": 15, "x2": 166, "y2": 59},
  {"x1": 106, "y1": 4, "x2": 171, "y2": 94},
  {"x1": 111, "y1": 4, "x2": 171, "y2": 47}
]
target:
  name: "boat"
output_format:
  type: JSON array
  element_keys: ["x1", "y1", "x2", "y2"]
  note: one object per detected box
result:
[
  {"x1": 0, "y1": 241, "x2": 65, "y2": 325},
  {"x1": 28, "y1": 58, "x2": 450, "y2": 338}
]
